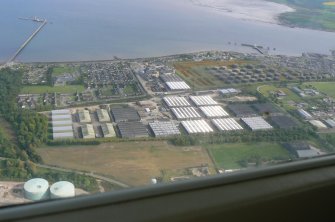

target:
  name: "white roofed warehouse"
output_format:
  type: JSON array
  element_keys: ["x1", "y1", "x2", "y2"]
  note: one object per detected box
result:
[
  {"x1": 51, "y1": 109, "x2": 73, "y2": 140},
  {"x1": 166, "y1": 81, "x2": 191, "y2": 90},
  {"x1": 212, "y1": 118, "x2": 243, "y2": 131},
  {"x1": 101, "y1": 123, "x2": 116, "y2": 138},
  {"x1": 200, "y1": 106, "x2": 229, "y2": 118},
  {"x1": 78, "y1": 110, "x2": 92, "y2": 123},
  {"x1": 241, "y1": 117, "x2": 273, "y2": 131},
  {"x1": 181, "y1": 120, "x2": 214, "y2": 134},
  {"x1": 163, "y1": 96, "x2": 190, "y2": 107},
  {"x1": 171, "y1": 107, "x2": 202, "y2": 120},
  {"x1": 190, "y1": 96, "x2": 218, "y2": 106},
  {"x1": 96, "y1": 109, "x2": 111, "y2": 122},
  {"x1": 81, "y1": 124, "x2": 95, "y2": 139}
]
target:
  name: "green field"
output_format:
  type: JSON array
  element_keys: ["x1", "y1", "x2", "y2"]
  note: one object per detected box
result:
[
  {"x1": 303, "y1": 82, "x2": 335, "y2": 97},
  {"x1": 21, "y1": 85, "x2": 85, "y2": 94},
  {"x1": 268, "y1": 0, "x2": 335, "y2": 31},
  {"x1": 207, "y1": 142, "x2": 291, "y2": 169},
  {"x1": 52, "y1": 66, "x2": 77, "y2": 76}
]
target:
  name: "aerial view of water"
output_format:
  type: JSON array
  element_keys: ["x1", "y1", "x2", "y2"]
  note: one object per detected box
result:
[{"x1": 1, "y1": 0, "x2": 335, "y2": 62}]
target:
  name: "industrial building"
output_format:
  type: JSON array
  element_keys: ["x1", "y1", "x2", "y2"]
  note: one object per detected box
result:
[
  {"x1": 78, "y1": 110, "x2": 92, "y2": 123},
  {"x1": 50, "y1": 181, "x2": 75, "y2": 199},
  {"x1": 166, "y1": 81, "x2": 191, "y2": 90},
  {"x1": 199, "y1": 106, "x2": 229, "y2": 118},
  {"x1": 252, "y1": 103, "x2": 281, "y2": 115},
  {"x1": 118, "y1": 122, "x2": 148, "y2": 138},
  {"x1": 228, "y1": 104, "x2": 257, "y2": 117},
  {"x1": 181, "y1": 120, "x2": 214, "y2": 134},
  {"x1": 220, "y1": 88, "x2": 241, "y2": 96},
  {"x1": 284, "y1": 142, "x2": 321, "y2": 158},
  {"x1": 101, "y1": 123, "x2": 116, "y2": 138},
  {"x1": 96, "y1": 109, "x2": 111, "y2": 122},
  {"x1": 241, "y1": 117, "x2": 273, "y2": 131},
  {"x1": 297, "y1": 109, "x2": 313, "y2": 119},
  {"x1": 51, "y1": 109, "x2": 73, "y2": 140},
  {"x1": 111, "y1": 107, "x2": 141, "y2": 122},
  {"x1": 149, "y1": 121, "x2": 181, "y2": 137},
  {"x1": 324, "y1": 119, "x2": 335, "y2": 128},
  {"x1": 24, "y1": 178, "x2": 49, "y2": 201},
  {"x1": 189, "y1": 96, "x2": 218, "y2": 106},
  {"x1": 212, "y1": 118, "x2": 243, "y2": 131},
  {"x1": 160, "y1": 74, "x2": 183, "y2": 82},
  {"x1": 81, "y1": 124, "x2": 95, "y2": 139},
  {"x1": 163, "y1": 96, "x2": 190, "y2": 107},
  {"x1": 309, "y1": 120, "x2": 328, "y2": 129},
  {"x1": 270, "y1": 116, "x2": 298, "y2": 129},
  {"x1": 171, "y1": 107, "x2": 201, "y2": 120}
]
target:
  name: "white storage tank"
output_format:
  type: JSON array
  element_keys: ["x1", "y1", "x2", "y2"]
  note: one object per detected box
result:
[
  {"x1": 24, "y1": 178, "x2": 49, "y2": 201},
  {"x1": 50, "y1": 181, "x2": 75, "y2": 199}
]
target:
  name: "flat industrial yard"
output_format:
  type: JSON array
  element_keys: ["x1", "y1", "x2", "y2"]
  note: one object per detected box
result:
[{"x1": 37, "y1": 141, "x2": 214, "y2": 186}]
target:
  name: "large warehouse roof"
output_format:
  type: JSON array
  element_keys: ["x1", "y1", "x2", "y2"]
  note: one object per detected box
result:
[
  {"x1": 149, "y1": 121, "x2": 181, "y2": 137},
  {"x1": 181, "y1": 120, "x2": 214, "y2": 134},
  {"x1": 111, "y1": 107, "x2": 140, "y2": 122},
  {"x1": 228, "y1": 104, "x2": 257, "y2": 117},
  {"x1": 96, "y1": 109, "x2": 111, "y2": 122},
  {"x1": 309, "y1": 120, "x2": 328, "y2": 129},
  {"x1": 241, "y1": 117, "x2": 273, "y2": 131},
  {"x1": 297, "y1": 109, "x2": 313, "y2": 119},
  {"x1": 270, "y1": 116, "x2": 298, "y2": 129},
  {"x1": 190, "y1": 96, "x2": 218, "y2": 106},
  {"x1": 52, "y1": 120, "x2": 73, "y2": 127},
  {"x1": 163, "y1": 97, "x2": 190, "y2": 107},
  {"x1": 118, "y1": 122, "x2": 148, "y2": 138},
  {"x1": 52, "y1": 109, "x2": 71, "y2": 116},
  {"x1": 199, "y1": 106, "x2": 229, "y2": 118},
  {"x1": 53, "y1": 126, "x2": 73, "y2": 133},
  {"x1": 52, "y1": 114, "x2": 72, "y2": 122},
  {"x1": 81, "y1": 124, "x2": 95, "y2": 139},
  {"x1": 101, "y1": 123, "x2": 116, "y2": 138},
  {"x1": 53, "y1": 132, "x2": 74, "y2": 140},
  {"x1": 171, "y1": 107, "x2": 201, "y2": 120},
  {"x1": 252, "y1": 103, "x2": 281, "y2": 115},
  {"x1": 212, "y1": 118, "x2": 243, "y2": 131},
  {"x1": 160, "y1": 74, "x2": 183, "y2": 82},
  {"x1": 166, "y1": 81, "x2": 191, "y2": 90},
  {"x1": 78, "y1": 110, "x2": 91, "y2": 123}
]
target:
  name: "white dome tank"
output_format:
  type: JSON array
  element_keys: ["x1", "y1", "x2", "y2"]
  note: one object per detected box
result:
[
  {"x1": 50, "y1": 181, "x2": 75, "y2": 199},
  {"x1": 24, "y1": 178, "x2": 49, "y2": 201}
]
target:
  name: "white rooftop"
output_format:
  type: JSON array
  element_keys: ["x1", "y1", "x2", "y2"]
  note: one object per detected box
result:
[
  {"x1": 241, "y1": 117, "x2": 273, "y2": 131},
  {"x1": 181, "y1": 120, "x2": 214, "y2": 134},
  {"x1": 200, "y1": 106, "x2": 229, "y2": 118},
  {"x1": 190, "y1": 96, "x2": 218, "y2": 106},
  {"x1": 212, "y1": 118, "x2": 243, "y2": 131}
]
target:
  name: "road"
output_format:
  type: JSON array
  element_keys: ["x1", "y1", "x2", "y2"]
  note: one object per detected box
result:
[{"x1": 0, "y1": 156, "x2": 130, "y2": 188}]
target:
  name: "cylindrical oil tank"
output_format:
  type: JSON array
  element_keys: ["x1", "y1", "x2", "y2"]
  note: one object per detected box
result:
[
  {"x1": 50, "y1": 181, "x2": 75, "y2": 199},
  {"x1": 24, "y1": 178, "x2": 49, "y2": 201}
]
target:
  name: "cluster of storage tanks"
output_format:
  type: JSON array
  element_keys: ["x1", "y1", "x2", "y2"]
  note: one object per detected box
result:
[{"x1": 23, "y1": 178, "x2": 75, "y2": 201}]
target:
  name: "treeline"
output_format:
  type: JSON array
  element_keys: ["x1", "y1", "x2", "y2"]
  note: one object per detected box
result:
[
  {"x1": 0, "y1": 159, "x2": 99, "y2": 192},
  {"x1": 170, "y1": 127, "x2": 316, "y2": 146},
  {"x1": 0, "y1": 68, "x2": 48, "y2": 162}
]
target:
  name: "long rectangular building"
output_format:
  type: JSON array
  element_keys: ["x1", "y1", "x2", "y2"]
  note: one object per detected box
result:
[
  {"x1": 166, "y1": 81, "x2": 191, "y2": 90},
  {"x1": 111, "y1": 108, "x2": 140, "y2": 122},
  {"x1": 199, "y1": 106, "x2": 229, "y2": 118},
  {"x1": 81, "y1": 124, "x2": 95, "y2": 139},
  {"x1": 149, "y1": 121, "x2": 181, "y2": 137},
  {"x1": 101, "y1": 123, "x2": 116, "y2": 138},
  {"x1": 297, "y1": 109, "x2": 313, "y2": 119},
  {"x1": 52, "y1": 126, "x2": 73, "y2": 133},
  {"x1": 181, "y1": 120, "x2": 214, "y2": 134},
  {"x1": 96, "y1": 109, "x2": 111, "y2": 122},
  {"x1": 171, "y1": 107, "x2": 201, "y2": 120},
  {"x1": 53, "y1": 132, "x2": 74, "y2": 140},
  {"x1": 118, "y1": 122, "x2": 148, "y2": 138},
  {"x1": 241, "y1": 117, "x2": 273, "y2": 131},
  {"x1": 190, "y1": 96, "x2": 218, "y2": 106},
  {"x1": 163, "y1": 97, "x2": 190, "y2": 107},
  {"x1": 52, "y1": 109, "x2": 71, "y2": 116},
  {"x1": 212, "y1": 118, "x2": 243, "y2": 131},
  {"x1": 78, "y1": 110, "x2": 92, "y2": 123},
  {"x1": 52, "y1": 114, "x2": 72, "y2": 122},
  {"x1": 52, "y1": 120, "x2": 73, "y2": 127}
]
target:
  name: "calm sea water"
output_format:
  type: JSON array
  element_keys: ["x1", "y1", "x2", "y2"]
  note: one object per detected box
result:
[{"x1": 1, "y1": 0, "x2": 335, "y2": 62}]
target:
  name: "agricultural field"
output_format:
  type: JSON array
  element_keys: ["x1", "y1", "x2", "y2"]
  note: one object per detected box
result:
[
  {"x1": 21, "y1": 85, "x2": 85, "y2": 94},
  {"x1": 173, "y1": 60, "x2": 250, "y2": 90},
  {"x1": 52, "y1": 66, "x2": 78, "y2": 77},
  {"x1": 206, "y1": 142, "x2": 291, "y2": 169},
  {"x1": 37, "y1": 141, "x2": 214, "y2": 186}
]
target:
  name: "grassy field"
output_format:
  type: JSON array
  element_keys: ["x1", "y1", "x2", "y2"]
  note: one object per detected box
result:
[
  {"x1": 52, "y1": 66, "x2": 77, "y2": 77},
  {"x1": 21, "y1": 85, "x2": 85, "y2": 94},
  {"x1": 257, "y1": 84, "x2": 302, "y2": 109},
  {"x1": 206, "y1": 142, "x2": 291, "y2": 169},
  {"x1": 303, "y1": 82, "x2": 335, "y2": 97},
  {"x1": 37, "y1": 141, "x2": 214, "y2": 186},
  {"x1": 174, "y1": 60, "x2": 250, "y2": 90},
  {"x1": 268, "y1": 0, "x2": 335, "y2": 31}
]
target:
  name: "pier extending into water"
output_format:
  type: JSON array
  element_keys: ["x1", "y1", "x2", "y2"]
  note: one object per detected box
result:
[{"x1": 8, "y1": 18, "x2": 47, "y2": 63}]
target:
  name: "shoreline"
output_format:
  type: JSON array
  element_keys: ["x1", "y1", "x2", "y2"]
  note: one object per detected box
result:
[{"x1": 190, "y1": 0, "x2": 295, "y2": 24}]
